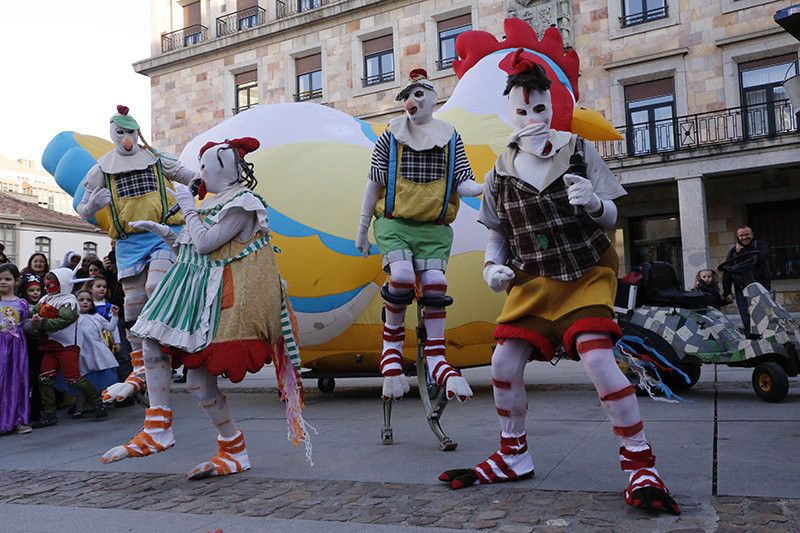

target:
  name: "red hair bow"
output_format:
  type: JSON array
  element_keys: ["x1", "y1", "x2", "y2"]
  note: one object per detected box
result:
[{"x1": 199, "y1": 137, "x2": 261, "y2": 158}]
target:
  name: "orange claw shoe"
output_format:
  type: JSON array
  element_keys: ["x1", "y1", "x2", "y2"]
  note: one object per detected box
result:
[
  {"x1": 188, "y1": 431, "x2": 251, "y2": 480},
  {"x1": 100, "y1": 406, "x2": 175, "y2": 464}
]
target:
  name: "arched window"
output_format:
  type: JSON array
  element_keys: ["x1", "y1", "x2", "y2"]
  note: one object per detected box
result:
[
  {"x1": 35, "y1": 236, "x2": 51, "y2": 265},
  {"x1": 83, "y1": 241, "x2": 97, "y2": 255}
]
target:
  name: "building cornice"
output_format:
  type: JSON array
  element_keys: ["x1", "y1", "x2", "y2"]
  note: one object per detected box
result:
[
  {"x1": 134, "y1": 0, "x2": 397, "y2": 77},
  {"x1": 602, "y1": 47, "x2": 689, "y2": 71},
  {"x1": 714, "y1": 27, "x2": 786, "y2": 48}
]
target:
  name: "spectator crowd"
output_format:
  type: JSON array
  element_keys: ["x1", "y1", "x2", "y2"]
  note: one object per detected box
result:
[{"x1": 0, "y1": 245, "x2": 136, "y2": 434}]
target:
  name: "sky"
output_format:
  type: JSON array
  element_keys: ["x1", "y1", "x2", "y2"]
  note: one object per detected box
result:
[{"x1": 0, "y1": 1, "x2": 152, "y2": 164}]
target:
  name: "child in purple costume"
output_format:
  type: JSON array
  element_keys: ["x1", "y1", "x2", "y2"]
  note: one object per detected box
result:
[{"x1": 0, "y1": 263, "x2": 31, "y2": 434}]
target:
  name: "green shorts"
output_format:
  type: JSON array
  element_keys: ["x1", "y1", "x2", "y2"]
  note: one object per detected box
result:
[{"x1": 373, "y1": 216, "x2": 453, "y2": 272}]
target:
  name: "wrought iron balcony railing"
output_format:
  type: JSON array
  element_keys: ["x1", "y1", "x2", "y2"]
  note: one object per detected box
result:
[
  {"x1": 276, "y1": 0, "x2": 328, "y2": 19},
  {"x1": 217, "y1": 6, "x2": 267, "y2": 36},
  {"x1": 161, "y1": 25, "x2": 208, "y2": 53},
  {"x1": 362, "y1": 72, "x2": 395, "y2": 87},
  {"x1": 436, "y1": 57, "x2": 456, "y2": 70},
  {"x1": 595, "y1": 99, "x2": 797, "y2": 161},
  {"x1": 621, "y1": 5, "x2": 669, "y2": 27},
  {"x1": 294, "y1": 89, "x2": 323, "y2": 102}
]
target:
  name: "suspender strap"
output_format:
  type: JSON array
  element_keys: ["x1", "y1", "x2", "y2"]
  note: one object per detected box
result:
[
  {"x1": 385, "y1": 133, "x2": 398, "y2": 218},
  {"x1": 104, "y1": 172, "x2": 128, "y2": 240},
  {"x1": 437, "y1": 132, "x2": 458, "y2": 224},
  {"x1": 155, "y1": 160, "x2": 170, "y2": 224}
]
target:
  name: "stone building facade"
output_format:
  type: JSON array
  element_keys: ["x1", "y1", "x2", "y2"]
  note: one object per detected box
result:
[{"x1": 135, "y1": 0, "x2": 800, "y2": 309}]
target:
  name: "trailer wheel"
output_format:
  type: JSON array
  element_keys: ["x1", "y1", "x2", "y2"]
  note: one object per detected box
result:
[
  {"x1": 318, "y1": 377, "x2": 336, "y2": 394},
  {"x1": 752, "y1": 362, "x2": 789, "y2": 403},
  {"x1": 665, "y1": 356, "x2": 702, "y2": 391}
]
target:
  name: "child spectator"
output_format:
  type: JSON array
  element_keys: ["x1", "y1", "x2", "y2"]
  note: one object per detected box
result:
[
  {"x1": 692, "y1": 269, "x2": 724, "y2": 309},
  {"x1": 18, "y1": 273, "x2": 44, "y2": 423},
  {"x1": 20, "y1": 253, "x2": 50, "y2": 278},
  {"x1": 0, "y1": 263, "x2": 31, "y2": 434},
  {"x1": 31, "y1": 268, "x2": 104, "y2": 428},
  {"x1": 70, "y1": 290, "x2": 117, "y2": 419}
]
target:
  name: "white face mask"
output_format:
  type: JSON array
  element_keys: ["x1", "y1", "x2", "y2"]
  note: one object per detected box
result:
[
  {"x1": 199, "y1": 147, "x2": 239, "y2": 194},
  {"x1": 507, "y1": 86, "x2": 553, "y2": 154},
  {"x1": 109, "y1": 122, "x2": 140, "y2": 156},
  {"x1": 404, "y1": 86, "x2": 436, "y2": 125}
]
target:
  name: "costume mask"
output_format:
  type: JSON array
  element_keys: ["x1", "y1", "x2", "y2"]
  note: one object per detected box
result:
[
  {"x1": 404, "y1": 85, "x2": 436, "y2": 125},
  {"x1": 109, "y1": 105, "x2": 141, "y2": 156},
  {"x1": 199, "y1": 146, "x2": 238, "y2": 194},
  {"x1": 197, "y1": 137, "x2": 261, "y2": 194},
  {"x1": 508, "y1": 85, "x2": 553, "y2": 155}
]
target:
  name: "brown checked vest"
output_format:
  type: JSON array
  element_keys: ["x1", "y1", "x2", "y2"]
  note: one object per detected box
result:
[{"x1": 493, "y1": 140, "x2": 611, "y2": 281}]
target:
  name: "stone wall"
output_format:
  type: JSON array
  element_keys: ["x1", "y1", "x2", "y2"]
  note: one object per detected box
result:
[{"x1": 145, "y1": 0, "x2": 506, "y2": 155}]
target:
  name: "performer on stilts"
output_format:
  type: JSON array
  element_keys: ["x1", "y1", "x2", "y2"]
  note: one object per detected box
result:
[
  {"x1": 439, "y1": 49, "x2": 680, "y2": 515},
  {"x1": 356, "y1": 69, "x2": 482, "y2": 402},
  {"x1": 100, "y1": 137, "x2": 310, "y2": 478},
  {"x1": 76, "y1": 106, "x2": 196, "y2": 405}
]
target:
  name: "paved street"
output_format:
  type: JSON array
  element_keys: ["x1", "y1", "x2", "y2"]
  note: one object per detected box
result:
[{"x1": 1, "y1": 361, "x2": 798, "y2": 532}]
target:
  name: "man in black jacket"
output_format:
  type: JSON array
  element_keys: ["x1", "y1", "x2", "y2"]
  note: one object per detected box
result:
[{"x1": 722, "y1": 226, "x2": 771, "y2": 335}]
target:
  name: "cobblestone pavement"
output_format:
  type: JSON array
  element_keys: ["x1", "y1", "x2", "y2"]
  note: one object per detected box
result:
[{"x1": 1, "y1": 468, "x2": 798, "y2": 531}]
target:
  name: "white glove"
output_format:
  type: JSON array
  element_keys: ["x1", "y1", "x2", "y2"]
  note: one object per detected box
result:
[
  {"x1": 102, "y1": 381, "x2": 136, "y2": 403},
  {"x1": 129, "y1": 220, "x2": 171, "y2": 237},
  {"x1": 445, "y1": 375, "x2": 473, "y2": 402},
  {"x1": 355, "y1": 214, "x2": 372, "y2": 258},
  {"x1": 84, "y1": 187, "x2": 111, "y2": 216},
  {"x1": 564, "y1": 174, "x2": 602, "y2": 214},
  {"x1": 483, "y1": 264, "x2": 515, "y2": 292},
  {"x1": 382, "y1": 374, "x2": 410, "y2": 401},
  {"x1": 456, "y1": 180, "x2": 483, "y2": 197},
  {"x1": 166, "y1": 183, "x2": 197, "y2": 214}
]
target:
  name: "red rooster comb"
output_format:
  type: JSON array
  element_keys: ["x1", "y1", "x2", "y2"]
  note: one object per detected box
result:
[
  {"x1": 452, "y1": 18, "x2": 580, "y2": 101},
  {"x1": 116, "y1": 105, "x2": 130, "y2": 116}
]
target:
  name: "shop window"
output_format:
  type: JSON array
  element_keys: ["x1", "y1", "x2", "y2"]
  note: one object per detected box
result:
[
  {"x1": 437, "y1": 15, "x2": 471, "y2": 70},
  {"x1": 625, "y1": 78, "x2": 676, "y2": 155},
  {"x1": 629, "y1": 214, "x2": 683, "y2": 286},
  {"x1": 234, "y1": 70, "x2": 258, "y2": 114},
  {"x1": 739, "y1": 54, "x2": 797, "y2": 138},
  {"x1": 747, "y1": 200, "x2": 800, "y2": 280},
  {"x1": 621, "y1": 0, "x2": 668, "y2": 27}
]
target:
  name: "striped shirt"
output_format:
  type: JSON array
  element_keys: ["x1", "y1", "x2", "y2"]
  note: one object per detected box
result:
[{"x1": 368, "y1": 130, "x2": 474, "y2": 185}]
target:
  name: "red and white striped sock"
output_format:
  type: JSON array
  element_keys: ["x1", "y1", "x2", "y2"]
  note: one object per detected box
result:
[
  {"x1": 380, "y1": 321, "x2": 405, "y2": 377},
  {"x1": 473, "y1": 433, "x2": 534, "y2": 485},
  {"x1": 424, "y1": 338, "x2": 459, "y2": 385}
]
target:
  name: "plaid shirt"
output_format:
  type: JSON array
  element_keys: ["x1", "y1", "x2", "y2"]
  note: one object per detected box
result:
[
  {"x1": 493, "y1": 172, "x2": 610, "y2": 281},
  {"x1": 115, "y1": 167, "x2": 158, "y2": 198},
  {"x1": 368, "y1": 130, "x2": 473, "y2": 185}
]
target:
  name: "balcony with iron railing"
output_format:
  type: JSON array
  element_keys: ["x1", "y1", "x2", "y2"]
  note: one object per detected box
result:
[
  {"x1": 294, "y1": 89, "x2": 323, "y2": 102},
  {"x1": 217, "y1": 6, "x2": 267, "y2": 37},
  {"x1": 436, "y1": 57, "x2": 456, "y2": 71},
  {"x1": 161, "y1": 25, "x2": 208, "y2": 53},
  {"x1": 362, "y1": 72, "x2": 394, "y2": 87},
  {"x1": 276, "y1": 0, "x2": 328, "y2": 19},
  {"x1": 595, "y1": 99, "x2": 797, "y2": 161},
  {"x1": 621, "y1": 5, "x2": 669, "y2": 27}
]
